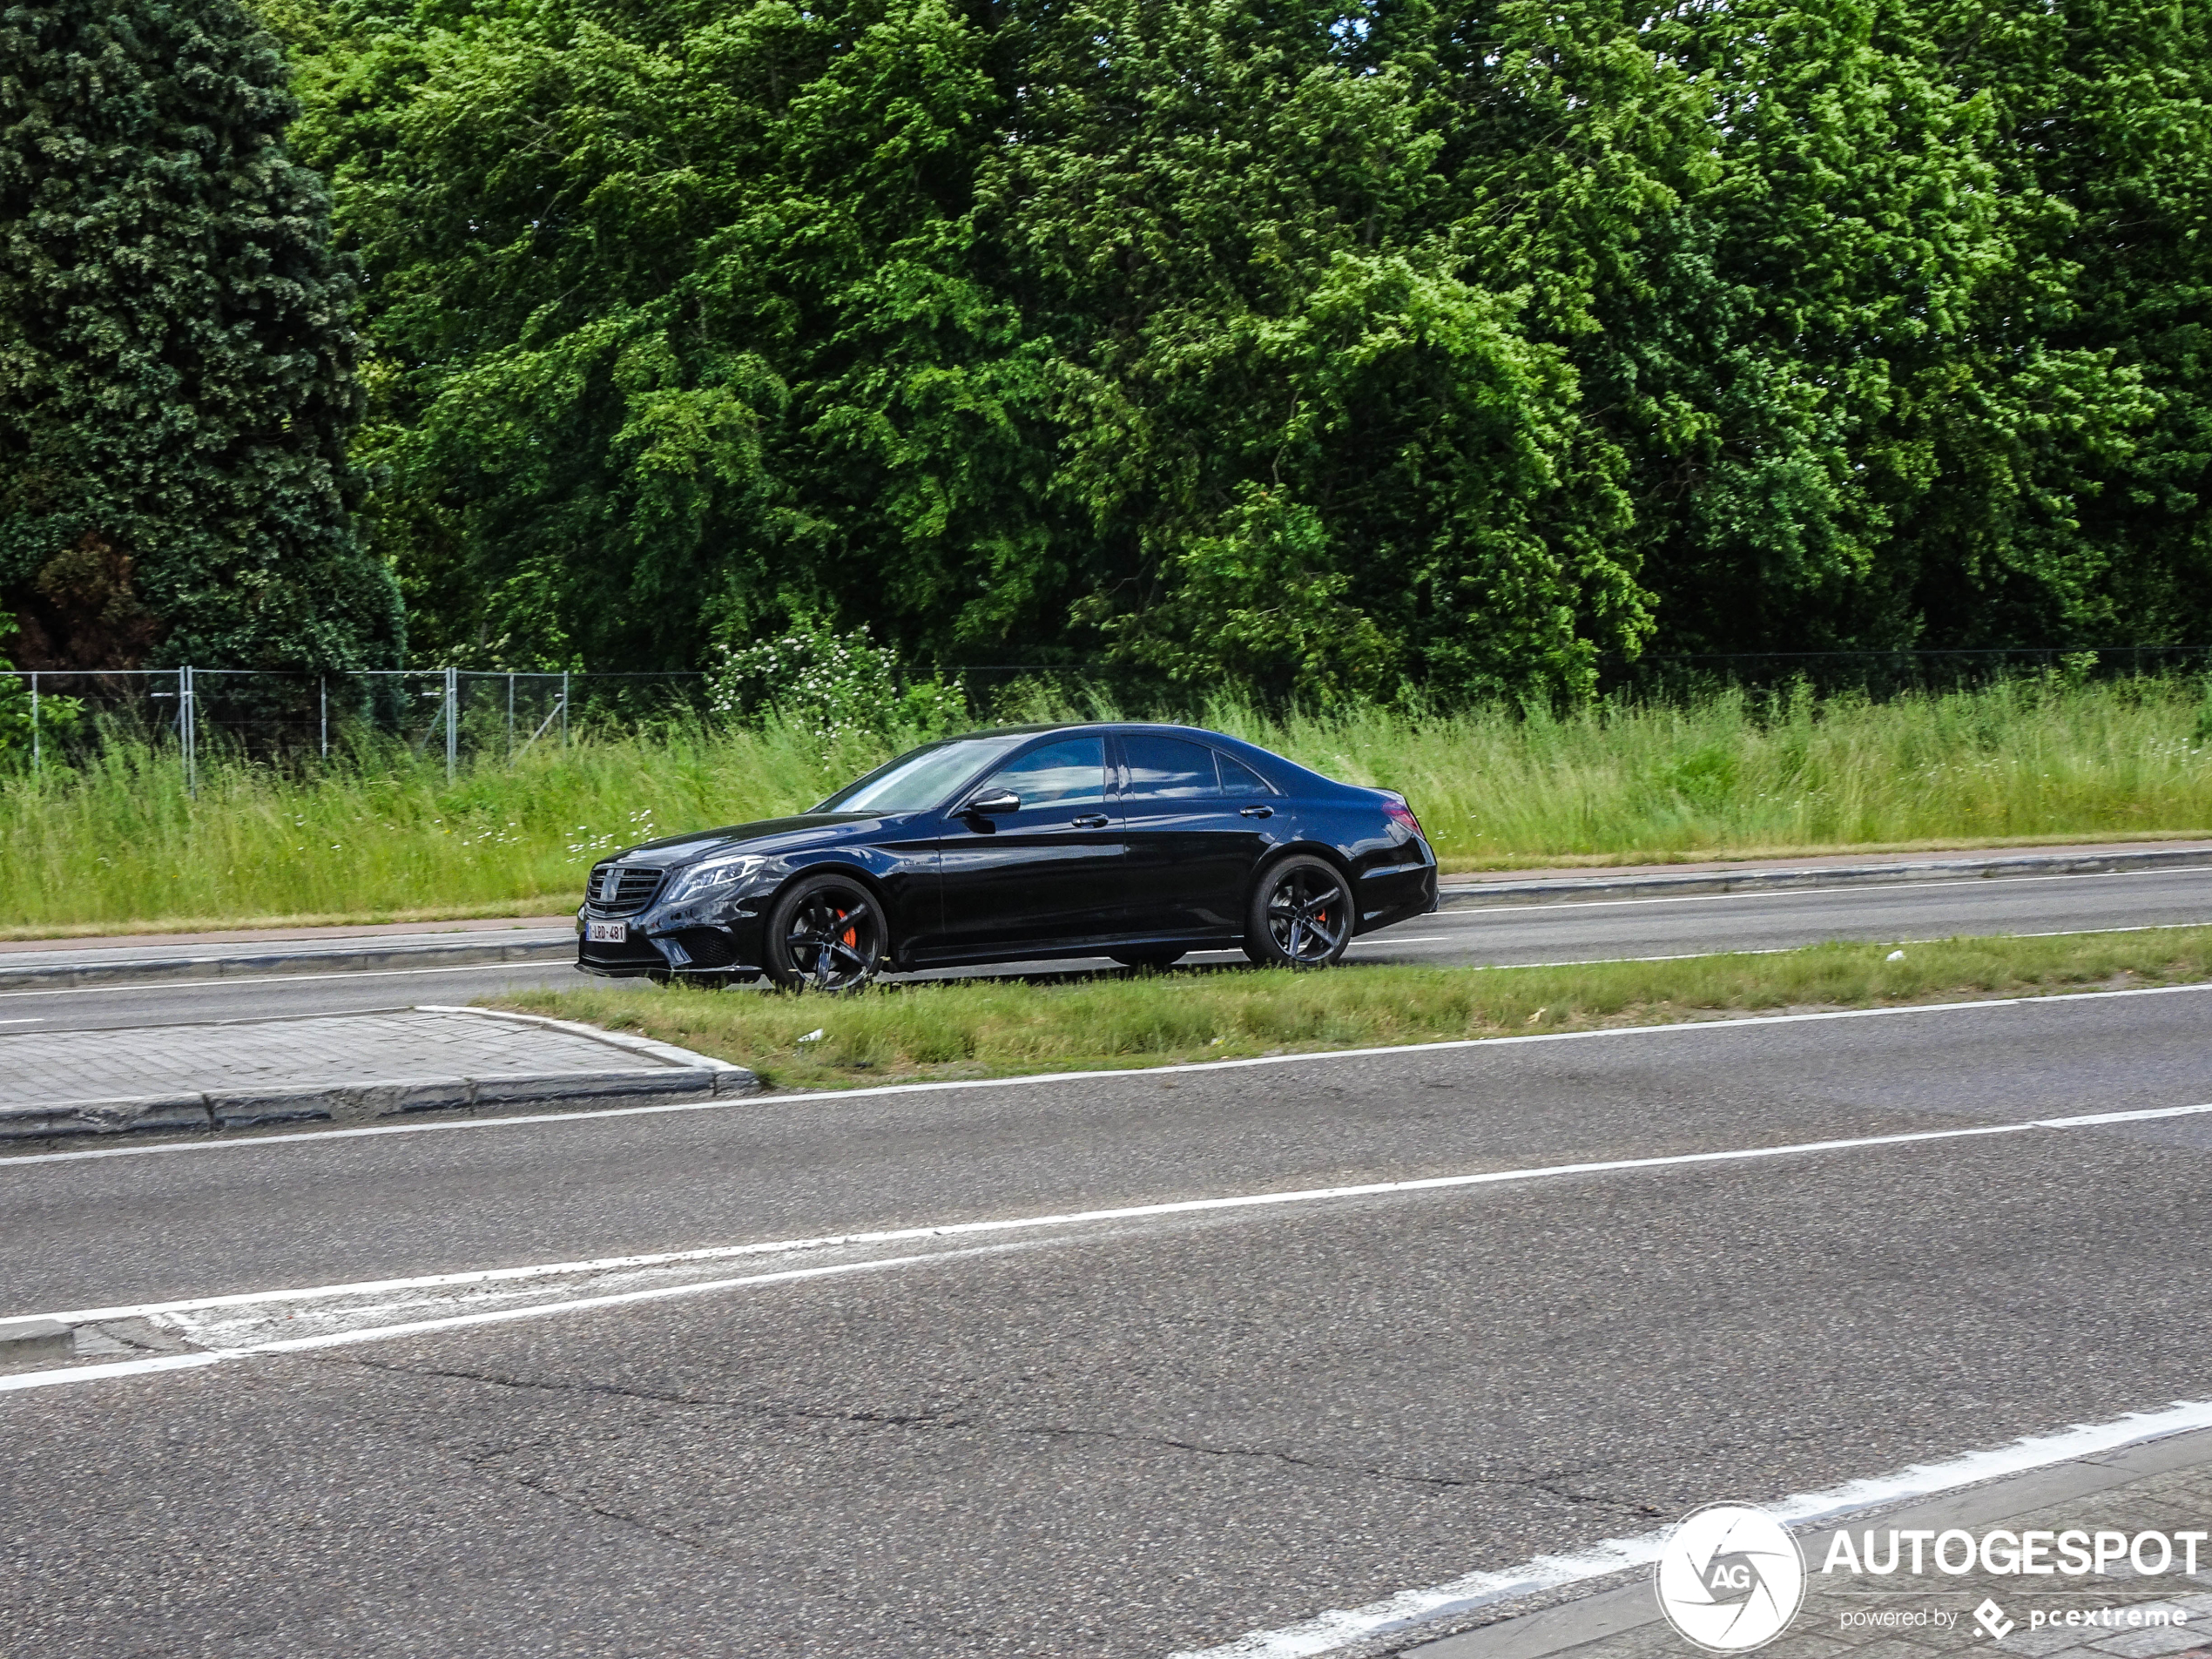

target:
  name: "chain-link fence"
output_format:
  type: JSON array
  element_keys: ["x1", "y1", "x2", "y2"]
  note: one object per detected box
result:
[
  {"x1": 1, "y1": 665, "x2": 712, "y2": 792},
  {"x1": 9, "y1": 649, "x2": 2211, "y2": 792},
  {"x1": 1593, "y1": 646, "x2": 2212, "y2": 701}
]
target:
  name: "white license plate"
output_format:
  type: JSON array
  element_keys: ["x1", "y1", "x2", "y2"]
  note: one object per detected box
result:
[{"x1": 586, "y1": 921, "x2": 628, "y2": 944}]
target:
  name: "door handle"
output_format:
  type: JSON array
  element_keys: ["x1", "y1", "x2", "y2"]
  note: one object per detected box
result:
[
  {"x1": 1238, "y1": 806, "x2": 1275, "y2": 819},
  {"x1": 1070, "y1": 813, "x2": 1109, "y2": 828}
]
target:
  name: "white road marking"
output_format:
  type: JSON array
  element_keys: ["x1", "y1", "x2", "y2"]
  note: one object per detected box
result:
[
  {"x1": 5, "y1": 978, "x2": 2209, "y2": 1170},
  {"x1": 1167, "y1": 1398, "x2": 2212, "y2": 1658},
  {"x1": 0, "y1": 1017, "x2": 41, "y2": 1024},
  {"x1": 1434, "y1": 861, "x2": 2212, "y2": 917},
  {"x1": 0, "y1": 1245, "x2": 1015, "y2": 1395},
  {"x1": 5, "y1": 1096, "x2": 2208, "y2": 1391}
]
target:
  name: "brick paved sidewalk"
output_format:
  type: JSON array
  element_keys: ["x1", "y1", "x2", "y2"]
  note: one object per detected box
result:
[
  {"x1": 1413, "y1": 1433, "x2": 2212, "y2": 1659},
  {"x1": 0, "y1": 1008, "x2": 753, "y2": 1144}
]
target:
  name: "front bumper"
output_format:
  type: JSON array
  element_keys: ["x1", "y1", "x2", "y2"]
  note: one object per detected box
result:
[{"x1": 576, "y1": 899, "x2": 771, "y2": 980}]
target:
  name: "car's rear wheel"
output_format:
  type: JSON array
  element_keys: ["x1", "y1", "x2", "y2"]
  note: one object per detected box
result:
[
  {"x1": 765, "y1": 873, "x2": 886, "y2": 992},
  {"x1": 1243, "y1": 854, "x2": 1352, "y2": 968},
  {"x1": 1110, "y1": 949, "x2": 1187, "y2": 970}
]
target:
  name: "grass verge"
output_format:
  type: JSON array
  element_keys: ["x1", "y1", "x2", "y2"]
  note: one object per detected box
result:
[
  {"x1": 488, "y1": 926, "x2": 2212, "y2": 1092},
  {"x1": 9, "y1": 676, "x2": 2212, "y2": 933}
]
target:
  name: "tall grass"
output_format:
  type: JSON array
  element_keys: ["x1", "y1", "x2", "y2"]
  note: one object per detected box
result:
[
  {"x1": 1197, "y1": 677, "x2": 2212, "y2": 869},
  {"x1": 4, "y1": 678, "x2": 2210, "y2": 933}
]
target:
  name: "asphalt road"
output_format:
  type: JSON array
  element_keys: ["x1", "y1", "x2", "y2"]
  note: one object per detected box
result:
[
  {"x1": 4, "y1": 987, "x2": 2211, "y2": 1656},
  {"x1": 8, "y1": 860, "x2": 2212, "y2": 1034}
]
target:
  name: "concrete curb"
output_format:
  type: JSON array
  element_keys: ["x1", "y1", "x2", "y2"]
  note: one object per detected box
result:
[
  {"x1": 421, "y1": 1003, "x2": 760, "y2": 1081},
  {"x1": 0, "y1": 1064, "x2": 761, "y2": 1148},
  {"x1": 0, "y1": 932, "x2": 577, "y2": 991},
  {"x1": 1436, "y1": 846, "x2": 2212, "y2": 911},
  {"x1": 1406, "y1": 1426, "x2": 2212, "y2": 1659}
]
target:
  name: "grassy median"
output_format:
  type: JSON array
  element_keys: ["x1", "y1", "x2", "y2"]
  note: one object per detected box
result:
[{"x1": 489, "y1": 926, "x2": 2212, "y2": 1091}]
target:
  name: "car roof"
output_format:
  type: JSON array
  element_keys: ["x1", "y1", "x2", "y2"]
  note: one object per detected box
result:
[
  {"x1": 941, "y1": 720, "x2": 1239, "y2": 741},
  {"x1": 934, "y1": 720, "x2": 1351, "y2": 793}
]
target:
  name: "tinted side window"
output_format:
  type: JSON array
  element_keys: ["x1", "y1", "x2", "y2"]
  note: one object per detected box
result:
[
  {"x1": 985, "y1": 738, "x2": 1106, "y2": 809},
  {"x1": 1215, "y1": 752, "x2": 1274, "y2": 796},
  {"x1": 1123, "y1": 735, "x2": 1218, "y2": 800}
]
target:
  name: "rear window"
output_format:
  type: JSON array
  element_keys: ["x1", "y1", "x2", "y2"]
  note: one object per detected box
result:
[
  {"x1": 1215, "y1": 752, "x2": 1275, "y2": 796},
  {"x1": 1122, "y1": 734, "x2": 1219, "y2": 800}
]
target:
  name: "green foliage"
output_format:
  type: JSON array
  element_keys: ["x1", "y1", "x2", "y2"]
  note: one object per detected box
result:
[
  {"x1": 706, "y1": 617, "x2": 968, "y2": 752},
  {"x1": 0, "y1": 613, "x2": 84, "y2": 771},
  {"x1": 0, "y1": 0, "x2": 402, "y2": 672},
  {"x1": 58, "y1": 0, "x2": 2212, "y2": 695}
]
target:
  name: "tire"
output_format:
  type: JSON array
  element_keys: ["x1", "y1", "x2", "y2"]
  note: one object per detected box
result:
[
  {"x1": 1109, "y1": 949, "x2": 1187, "y2": 970},
  {"x1": 1243, "y1": 854, "x2": 1353, "y2": 968},
  {"x1": 764, "y1": 873, "x2": 887, "y2": 992}
]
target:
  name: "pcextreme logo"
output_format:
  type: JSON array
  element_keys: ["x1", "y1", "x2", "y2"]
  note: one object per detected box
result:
[{"x1": 1655, "y1": 1503, "x2": 1809, "y2": 1652}]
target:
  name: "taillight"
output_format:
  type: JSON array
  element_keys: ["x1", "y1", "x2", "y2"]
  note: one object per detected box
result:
[{"x1": 1383, "y1": 799, "x2": 1426, "y2": 842}]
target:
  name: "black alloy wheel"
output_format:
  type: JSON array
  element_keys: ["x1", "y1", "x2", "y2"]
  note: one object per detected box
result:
[
  {"x1": 765, "y1": 873, "x2": 886, "y2": 992},
  {"x1": 1109, "y1": 949, "x2": 1187, "y2": 970},
  {"x1": 1244, "y1": 854, "x2": 1352, "y2": 968}
]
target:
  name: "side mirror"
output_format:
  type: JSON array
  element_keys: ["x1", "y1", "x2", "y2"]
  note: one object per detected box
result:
[{"x1": 961, "y1": 788, "x2": 1021, "y2": 817}]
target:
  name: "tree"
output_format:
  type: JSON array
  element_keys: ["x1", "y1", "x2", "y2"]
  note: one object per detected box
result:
[
  {"x1": 1001, "y1": 0, "x2": 1656, "y2": 702},
  {"x1": 1919, "y1": 0, "x2": 2212, "y2": 648},
  {"x1": 0, "y1": 0, "x2": 401, "y2": 671},
  {"x1": 294, "y1": 0, "x2": 1057, "y2": 673},
  {"x1": 276, "y1": 0, "x2": 2209, "y2": 694}
]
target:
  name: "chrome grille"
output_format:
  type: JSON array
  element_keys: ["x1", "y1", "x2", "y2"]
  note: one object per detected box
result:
[{"x1": 589, "y1": 862, "x2": 664, "y2": 914}]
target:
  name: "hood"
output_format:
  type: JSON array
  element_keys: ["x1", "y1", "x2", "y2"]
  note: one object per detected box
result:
[{"x1": 612, "y1": 813, "x2": 887, "y2": 867}]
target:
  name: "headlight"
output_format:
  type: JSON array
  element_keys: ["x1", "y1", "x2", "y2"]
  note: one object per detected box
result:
[{"x1": 665, "y1": 854, "x2": 767, "y2": 904}]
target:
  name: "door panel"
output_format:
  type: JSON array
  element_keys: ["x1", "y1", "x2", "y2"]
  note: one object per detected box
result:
[
  {"x1": 1116, "y1": 735, "x2": 1275, "y2": 937},
  {"x1": 928, "y1": 737, "x2": 1124, "y2": 957}
]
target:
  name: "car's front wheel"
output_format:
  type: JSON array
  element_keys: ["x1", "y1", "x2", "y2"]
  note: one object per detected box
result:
[
  {"x1": 765, "y1": 873, "x2": 886, "y2": 992},
  {"x1": 1244, "y1": 855, "x2": 1352, "y2": 968}
]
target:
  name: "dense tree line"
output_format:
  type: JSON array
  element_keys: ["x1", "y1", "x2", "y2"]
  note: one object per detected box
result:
[
  {"x1": 1, "y1": 0, "x2": 401, "y2": 675},
  {"x1": 8, "y1": 0, "x2": 2209, "y2": 698}
]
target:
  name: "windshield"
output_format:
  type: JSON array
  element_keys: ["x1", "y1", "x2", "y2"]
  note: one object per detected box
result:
[{"x1": 814, "y1": 735, "x2": 1026, "y2": 814}]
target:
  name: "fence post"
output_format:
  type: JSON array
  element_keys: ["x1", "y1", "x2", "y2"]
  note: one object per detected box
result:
[
  {"x1": 29, "y1": 673, "x2": 37, "y2": 773},
  {"x1": 320, "y1": 676, "x2": 328, "y2": 760},
  {"x1": 444, "y1": 664, "x2": 458, "y2": 782},
  {"x1": 506, "y1": 672, "x2": 516, "y2": 760},
  {"x1": 560, "y1": 671, "x2": 570, "y2": 748},
  {"x1": 181, "y1": 664, "x2": 197, "y2": 799}
]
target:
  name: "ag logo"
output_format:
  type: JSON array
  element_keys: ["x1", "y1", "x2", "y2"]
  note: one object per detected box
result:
[{"x1": 1654, "y1": 1502, "x2": 1806, "y2": 1652}]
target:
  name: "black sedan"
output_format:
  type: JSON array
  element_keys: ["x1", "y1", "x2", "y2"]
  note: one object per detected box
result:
[{"x1": 577, "y1": 721, "x2": 1438, "y2": 989}]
